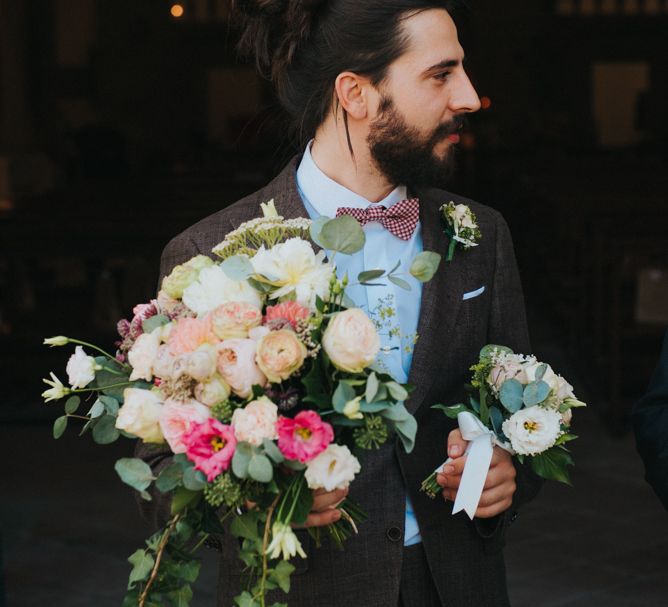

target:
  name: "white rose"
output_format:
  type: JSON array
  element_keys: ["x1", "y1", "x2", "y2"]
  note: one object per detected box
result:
[
  {"x1": 116, "y1": 388, "x2": 164, "y2": 443},
  {"x1": 194, "y1": 374, "x2": 231, "y2": 407},
  {"x1": 251, "y1": 238, "x2": 333, "y2": 309},
  {"x1": 322, "y1": 308, "x2": 380, "y2": 373},
  {"x1": 153, "y1": 344, "x2": 176, "y2": 379},
  {"x1": 305, "y1": 444, "x2": 361, "y2": 491},
  {"x1": 501, "y1": 407, "x2": 562, "y2": 456},
  {"x1": 66, "y1": 346, "x2": 98, "y2": 388},
  {"x1": 172, "y1": 344, "x2": 218, "y2": 382},
  {"x1": 183, "y1": 265, "x2": 263, "y2": 316},
  {"x1": 128, "y1": 329, "x2": 161, "y2": 381},
  {"x1": 231, "y1": 396, "x2": 278, "y2": 446}
]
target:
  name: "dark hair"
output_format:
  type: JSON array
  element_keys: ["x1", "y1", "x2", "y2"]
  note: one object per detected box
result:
[{"x1": 231, "y1": 0, "x2": 464, "y2": 146}]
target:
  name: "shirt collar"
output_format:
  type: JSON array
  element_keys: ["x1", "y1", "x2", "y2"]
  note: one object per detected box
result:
[{"x1": 296, "y1": 140, "x2": 407, "y2": 217}]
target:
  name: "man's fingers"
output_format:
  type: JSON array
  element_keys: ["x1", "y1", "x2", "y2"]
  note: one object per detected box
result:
[
  {"x1": 447, "y1": 428, "x2": 467, "y2": 458},
  {"x1": 312, "y1": 487, "x2": 348, "y2": 512},
  {"x1": 477, "y1": 481, "x2": 516, "y2": 508},
  {"x1": 440, "y1": 454, "x2": 467, "y2": 478},
  {"x1": 475, "y1": 497, "x2": 512, "y2": 519},
  {"x1": 303, "y1": 509, "x2": 342, "y2": 528},
  {"x1": 483, "y1": 463, "x2": 516, "y2": 490}
]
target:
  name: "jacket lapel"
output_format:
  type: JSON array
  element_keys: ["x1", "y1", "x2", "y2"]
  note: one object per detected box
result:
[{"x1": 406, "y1": 189, "x2": 465, "y2": 415}]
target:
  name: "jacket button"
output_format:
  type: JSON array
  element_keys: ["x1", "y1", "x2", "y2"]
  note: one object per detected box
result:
[
  {"x1": 386, "y1": 526, "x2": 402, "y2": 542},
  {"x1": 510, "y1": 511, "x2": 519, "y2": 524}
]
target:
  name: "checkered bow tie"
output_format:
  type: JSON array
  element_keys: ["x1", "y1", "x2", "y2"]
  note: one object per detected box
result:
[{"x1": 335, "y1": 197, "x2": 420, "y2": 241}]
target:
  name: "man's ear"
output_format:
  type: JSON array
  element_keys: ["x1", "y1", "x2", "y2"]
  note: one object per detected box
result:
[{"x1": 334, "y1": 72, "x2": 373, "y2": 120}]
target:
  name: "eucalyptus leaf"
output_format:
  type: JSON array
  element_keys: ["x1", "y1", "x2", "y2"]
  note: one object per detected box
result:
[
  {"x1": 320, "y1": 216, "x2": 365, "y2": 254},
  {"x1": 99, "y1": 395, "x2": 120, "y2": 416},
  {"x1": 358, "y1": 269, "x2": 385, "y2": 283},
  {"x1": 409, "y1": 251, "x2": 442, "y2": 282},
  {"x1": 499, "y1": 379, "x2": 524, "y2": 413},
  {"x1": 534, "y1": 363, "x2": 548, "y2": 382},
  {"x1": 333, "y1": 381, "x2": 356, "y2": 413},
  {"x1": 64, "y1": 396, "x2": 80, "y2": 415},
  {"x1": 155, "y1": 463, "x2": 183, "y2": 492},
  {"x1": 309, "y1": 215, "x2": 331, "y2": 249},
  {"x1": 489, "y1": 406, "x2": 505, "y2": 439},
  {"x1": 365, "y1": 372, "x2": 379, "y2": 404},
  {"x1": 171, "y1": 487, "x2": 200, "y2": 514},
  {"x1": 523, "y1": 380, "x2": 550, "y2": 407},
  {"x1": 262, "y1": 439, "x2": 285, "y2": 464},
  {"x1": 479, "y1": 344, "x2": 514, "y2": 360},
  {"x1": 87, "y1": 399, "x2": 105, "y2": 418},
  {"x1": 385, "y1": 381, "x2": 408, "y2": 402},
  {"x1": 53, "y1": 415, "x2": 68, "y2": 439},
  {"x1": 142, "y1": 314, "x2": 170, "y2": 335},
  {"x1": 388, "y1": 275, "x2": 411, "y2": 291},
  {"x1": 92, "y1": 414, "x2": 120, "y2": 444},
  {"x1": 183, "y1": 466, "x2": 207, "y2": 491},
  {"x1": 221, "y1": 255, "x2": 254, "y2": 281},
  {"x1": 431, "y1": 403, "x2": 468, "y2": 419},
  {"x1": 359, "y1": 399, "x2": 391, "y2": 413},
  {"x1": 232, "y1": 449, "x2": 251, "y2": 479},
  {"x1": 114, "y1": 458, "x2": 155, "y2": 492},
  {"x1": 248, "y1": 454, "x2": 273, "y2": 483}
]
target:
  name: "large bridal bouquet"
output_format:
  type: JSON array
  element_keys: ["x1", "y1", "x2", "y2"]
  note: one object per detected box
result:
[
  {"x1": 421, "y1": 345, "x2": 586, "y2": 518},
  {"x1": 42, "y1": 202, "x2": 440, "y2": 607}
]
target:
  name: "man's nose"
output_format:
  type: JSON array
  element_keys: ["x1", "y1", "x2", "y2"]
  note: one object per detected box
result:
[{"x1": 449, "y1": 71, "x2": 481, "y2": 114}]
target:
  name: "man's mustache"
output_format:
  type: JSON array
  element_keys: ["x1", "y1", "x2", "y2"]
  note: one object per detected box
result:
[{"x1": 432, "y1": 115, "x2": 467, "y2": 140}]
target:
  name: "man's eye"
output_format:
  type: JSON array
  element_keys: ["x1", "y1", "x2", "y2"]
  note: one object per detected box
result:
[{"x1": 434, "y1": 71, "x2": 451, "y2": 82}]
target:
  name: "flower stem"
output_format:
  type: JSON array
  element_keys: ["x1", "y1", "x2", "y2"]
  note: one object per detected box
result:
[
  {"x1": 71, "y1": 381, "x2": 134, "y2": 393},
  {"x1": 420, "y1": 471, "x2": 441, "y2": 499},
  {"x1": 258, "y1": 494, "x2": 281, "y2": 607},
  {"x1": 139, "y1": 512, "x2": 182, "y2": 607},
  {"x1": 69, "y1": 338, "x2": 130, "y2": 369}
]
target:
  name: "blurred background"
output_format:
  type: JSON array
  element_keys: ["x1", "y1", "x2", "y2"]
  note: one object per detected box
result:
[{"x1": 0, "y1": 0, "x2": 667, "y2": 605}]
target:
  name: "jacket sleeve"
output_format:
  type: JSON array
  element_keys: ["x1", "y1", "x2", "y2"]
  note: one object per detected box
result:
[
  {"x1": 135, "y1": 234, "x2": 202, "y2": 529},
  {"x1": 631, "y1": 331, "x2": 668, "y2": 510},
  {"x1": 475, "y1": 212, "x2": 543, "y2": 537}
]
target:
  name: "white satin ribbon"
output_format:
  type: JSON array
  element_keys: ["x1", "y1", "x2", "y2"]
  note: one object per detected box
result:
[{"x1": 434, "y1": 412, "x2": 514, "y2": 520}]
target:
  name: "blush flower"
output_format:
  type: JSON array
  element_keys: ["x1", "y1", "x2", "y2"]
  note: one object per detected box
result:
[
  {"x1": 167, "y1": 317, "x2": 215, "y2": 356},
  {"x1": 264, "y1": 301, "x2": 310, "y2": 330},
  {"x1": 231, "y1": 396, "x2": 278, "y2": 446},
  {"x1": 208, "y1": 302, "x2": 263, "y2": 340},
  {"x1": 159, "y1": 398, "x2": 211, "y2": 454},
  {"x1": 256, "y1": 329, "x2": 307, "y2": 383},
  {"x1": 115, "y1": 388, "x2": 164, "y2": 443},
  {"x1": 322, "y1": 308, "x2": 380, "y2": 373},
  {"x1": 276, "y1": 410, "x2": 334, "y2": 463},
  {"x1": 183, "y1": 417, "x2": 237, "y2": 481},
  {"x1": 216, "y1": 338, "x2": 267, "y2": 399}
]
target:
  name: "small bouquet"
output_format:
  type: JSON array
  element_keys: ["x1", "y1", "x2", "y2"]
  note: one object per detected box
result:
[
  {"x1": 421, "y1": 345, "x2": 585, "y2": 518},
  {"x1": 440, "y1": 201, "x2": 481, "y2": 262},
  {"x1": 42, "y1": 202, "x2": 441, "y2": 606}
]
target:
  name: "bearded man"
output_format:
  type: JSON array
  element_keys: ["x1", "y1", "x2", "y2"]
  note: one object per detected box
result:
[{"x1": 139, "y1": 1, "x2": 543, "y2": 605}]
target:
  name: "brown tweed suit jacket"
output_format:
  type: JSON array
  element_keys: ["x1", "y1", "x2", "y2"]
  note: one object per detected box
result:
[{"x1": 138, "y1": 157, "x2": 542, "y2": 606}]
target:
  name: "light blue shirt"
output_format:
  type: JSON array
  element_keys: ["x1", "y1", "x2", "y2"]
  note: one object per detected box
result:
[{"x1": 296, "y1": 142, "x2": 423, "y2": 546}]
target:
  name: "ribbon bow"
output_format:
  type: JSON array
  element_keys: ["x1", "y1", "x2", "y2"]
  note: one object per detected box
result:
[
  {"x1": 335, "y1": 198, "x2": 420, "y2": 241},
  {"x1": 436, "y1": 412, "x2": 514, "y2": 519}
]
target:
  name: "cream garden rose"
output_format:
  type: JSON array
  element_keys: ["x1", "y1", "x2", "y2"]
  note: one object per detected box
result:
[
  {"x1": 183, "y1": 265, "x2": 263, "y2": 316},
  {"x1": 304, "y1": 444, "x2": 361, "y2": 492},
  {"x1": 116, "y1": 388, "x2": 164, "y2": 443},
  {"x1": 161, "y1": 255, "x2": 214, "y2": 299},
  {"x1": 322, "y1": 308, "x2": 380, "y2": 373},
  {"x1": 194, "y1": 373, "x2": 231, "y2": 407},
  {"x1": 128, "y1": 329, "x2": 161, "y2": 381},
  {"x1": 208, "y1": 301, "x2": 262, "y2": 340},
  {"x1": 231, "y1": 396, "x2": 278, "y2": 446},
  {"x1": 217, "y1": 338, "x2": 267, "y2": 399},
  {"x1": 172, "y1": 344, "x2": 218, "y2": 382},
  {"x1": 501, "y1": 406, "x2": 562, "y2": 456},
  {"x1": 255, "y1": 329, "x2": 307, "y2": 383}
]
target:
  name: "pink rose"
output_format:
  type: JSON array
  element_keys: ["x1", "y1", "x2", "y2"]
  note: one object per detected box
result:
[
  {"x1": 231, "y1": 396, "x2": 278, "y2": 446},
  {"x1": 183, "y1": 418, "x2": 237, "y2": 481},
  {"x1": 265, "y1": 301, "x2": 310, "y2": 330},
  {"x1": 207, "y1": 302, "x2": 263, "y2": 340},
  {"x1": 159, "y1": 399, "x2": 211, "y2": 454},
  {"x1": 276, "y1": 410, "x2": 334, "y2": 463},
  {"x1": 168, "y1": 317, "x2": 215, "y2": 356},
  {"x1": 256, "y1": 329, "x2": 307, "y2": 383},
  {"x1": 322, "y1": 308, "x2": 380, "y2": 373},
  {"x1": 216, "y1": 338, "x2": 267, "y2": 398}
]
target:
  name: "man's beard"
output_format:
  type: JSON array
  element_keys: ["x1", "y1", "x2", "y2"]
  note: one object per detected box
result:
[{"x1": 367, "y1": 95, "x2": 464, "y2": 190}]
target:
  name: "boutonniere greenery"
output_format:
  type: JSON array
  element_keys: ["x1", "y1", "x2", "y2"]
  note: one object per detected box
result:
[{"x1": 439, "y1": 201, "x2": 481, "y2": 262}]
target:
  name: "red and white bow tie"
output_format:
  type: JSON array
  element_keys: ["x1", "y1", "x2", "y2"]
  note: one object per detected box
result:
[{"x1": 335, "y1": 197, "x2": 420, "y2": 241}]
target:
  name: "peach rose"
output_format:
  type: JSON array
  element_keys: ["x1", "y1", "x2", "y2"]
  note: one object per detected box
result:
[
  {"x1": 216, "y1": 338, "x2": 267, "y2": 399},
  {"x1": 207, "y1": 302, "x2": 262, "y2": 340},
  {"x1": 159, "y1": 398, "x2": 211, "y2": 454},
  {"x1": 265, "y1": 301, "x2": 310, "y2": 330},
  {"x1": 256, "y1": 329, "x2": 307, "y2": 383},
  {"x1": 322, "y1": 308, "x2": 380, "y2": 373},
  {"x1": 231, "y1": 396, "x2": 278, "y2": 446},
  {"x1": 167, "y1": 317, "x2": 215, "y2": 356}
]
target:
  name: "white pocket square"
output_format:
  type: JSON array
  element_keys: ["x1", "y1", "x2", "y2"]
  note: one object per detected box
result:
[{"x1": 462, "y1": 286, "x2": 486, "y2": 301}]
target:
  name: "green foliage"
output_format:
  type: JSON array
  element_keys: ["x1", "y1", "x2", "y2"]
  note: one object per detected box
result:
[
  {"x1": 221, "y1": 255, "x2": 254, "y2": 280},
  {"x1": 203, "y1": 472, "x2": 244, "y2": 509},
  {"x1": 301, "y1": 354, "x2": 331, "y2": 408},
  {"x1": 385, "y1": 381, "x2": 408, "y2": 402},
  {"x1": 319, "y1": 215, "x2": 365, "y2": 254},
  {"x1": 489, "y1": 406, "x2": 505, "y2": 439},
  {"x1": 431, "y1": 403, "x2": 468, "y2": 418},
  {"x1": 262, "y1": 439, "x2": 284, "y2": 465},
  {"x1": 230, "y1": 511, "x2": 260, "y2": 542},
  {"x1": 269, "y1": 560, "x2": 295, "y2": 594},
  {"x1": 211, "y1": 399, "x2": 235, "y2": 423},
  {"x1": 479, "y1": 344, "x2": 513, "y2": 360},
  {"x1": 353, "y1": 414, "x2": 389, "y2": 450},
  {"x1": 380, "y1": 403, "x2": 417, "y2": 453},
  {"x1": 388, "y1": 275, "x2": 411, "y2": 291},
  {"x1": 53, "y1": 415, "x2": 68, "y2": 439},
  {"x1": 99, "y1": 395, "x2": 120, "y2": 415},
  {"x1": 523, "y1": 380, "x2": 550, "y2": 407},
  {"x1": 530, "y1": 446, "x2": 574, "y2": 485},
  {"x1": 92, "y1": 414, "x2": 120, "y2": 444},
  {"x1": 64, "y1": 396, "x2": 80, "y2": 415},
  {"x1": 309, "y1": 216, "x2": 330, "y2": 249},
  {"x1": 115, "y1": 458, "x2": 155, "y2": 492},
  {"x1": 182, "y1": 467, "x2": 207, "y2": 491},
  {"x1": 499, "y1": 379, "x2": 524, "y2": 413},
  {"x1": 358, "y1": 269, "x2": 385, "y2": 284},
  {"x1": 127, "y1": 548, "x2": 154, "y2": 589},
  {"x1": 235, "y1": 592, "x2": 261, "y2": 607},
  {"x1": 332, "y1": 380, "x2": 356, "y2": 413},
  {"x1": 409, "y1": 251, "x2": 441, "y2": 282},
  {"x1": 171, "y1": 487, "x2": 200, "y2": 515},
  {"x1": 232, "y1": 442, "x2": 254, "y2": 479},
  {"x1": 555, "y1": 433, "x2": 578, "y2": 446},
  {"x1": 248, "y1": 454, "x2": 273, "y2": 483},
  {"x1": 87, "y1": 399, "x2": 105, "y2": 418},
  {"x1": 142, "y1": 314, "x2": 170, "y2": 335},
  {"x1": 365, "y1": 372, "x2": 379, "y2": 403},
  {"x1": 155, "y1": 464, "x2": 183, "y2": 493}
]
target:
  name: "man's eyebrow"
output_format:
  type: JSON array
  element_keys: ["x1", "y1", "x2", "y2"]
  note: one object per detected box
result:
[{"x1": 423, "y1": 58, "x2": 463, "y2": 74}]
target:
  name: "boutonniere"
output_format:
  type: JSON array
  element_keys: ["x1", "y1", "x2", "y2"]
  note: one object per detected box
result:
[{"x1": 439, "y1": 201, "x2": 481, "y2": 262}]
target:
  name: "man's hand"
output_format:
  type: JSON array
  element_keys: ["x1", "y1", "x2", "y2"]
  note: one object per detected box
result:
[
  {"x1": 436, "y1": 428, "x2": 516, "y2": 519},
  {"x1": 299, "y1": 487, "x2": 348, "y2": 528}
]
